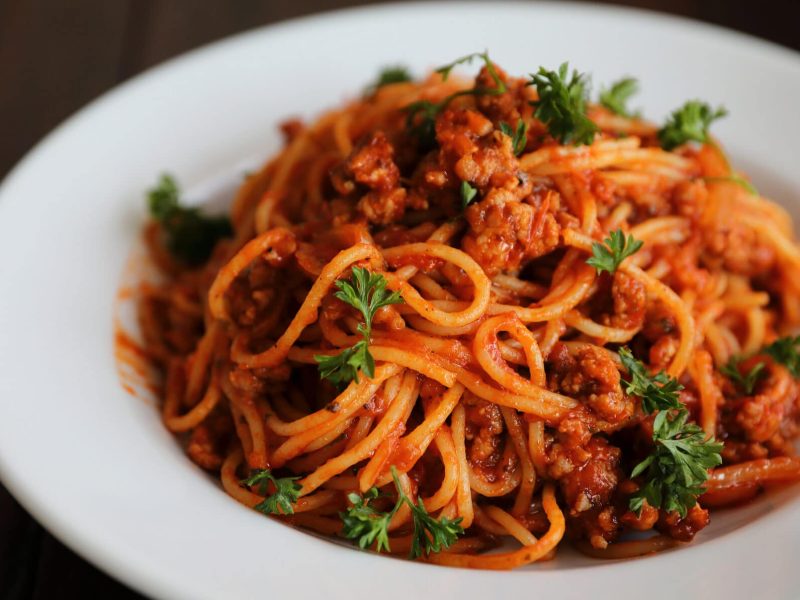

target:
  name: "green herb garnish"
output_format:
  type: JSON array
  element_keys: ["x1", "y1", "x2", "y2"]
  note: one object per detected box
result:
[
  {"x1": 629, "y1": 410, "x2": 723, "y2": 518},
  {"x1": 618, "y1": 347, "x2": 683, "y2": 414},
  {"x1": 340, "y1": 467, "x2": 464, "y2": 558},
  {"x1": 499, "y1": 119, "x2": 528, "y2": 155},
  {"x1": 242, "y1": 469, "x2": 302, "y2": 515},
  {"x1": 718, "y1": 335, "x2": 800, "y2": 394},
  {"x1": 764, "y1": 335, "x2": 800, "y2": 377},
  {"x1": 529, "y1": 62, "x2": 598, "y2": 145},
  {"x1": 405, "y1": 51, "x2": 506, "y2": 147},
  {"x1": 315, "y1": 340, "x2": 374, "y2": 386},
  {"x1": 586, "y1": 229, "x2": 643, "y2": 275},
  {"x1": 621, "y1": 349, "x2": 723, "y2": 518},
  {"x1": 371, "y1": 66, "x2": 412, "y2": 90},
  {"x1": 599, "y1": 77, "x2": 639, "y2": 118},
  {"x1": 147, "y1": 174, "x2": 232, "y2": 266},
  {"x1": 314, "y1": 267, "x2": 403, "y2": 385},
  {"x1": 340, "y1": 487, "x2": 393, "y2": 552},
  {"x1": 658, "y1": 101, "x2": 727, "y2": 151},
  {"x1": 460, "y1": 180, "x2": 478, "y2": 209},
  {"x1": 720, "y1": 357, "x2": 766, "y2": 395}
]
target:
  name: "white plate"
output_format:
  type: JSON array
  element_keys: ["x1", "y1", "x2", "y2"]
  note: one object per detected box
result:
[{"x1": 1, "y1": 3, "x2": 800, "y2": 599}]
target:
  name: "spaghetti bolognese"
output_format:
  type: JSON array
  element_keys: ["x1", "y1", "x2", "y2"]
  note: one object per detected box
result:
[{"x1": 133, "y1": 53, "x2": 800, "y2": 569}]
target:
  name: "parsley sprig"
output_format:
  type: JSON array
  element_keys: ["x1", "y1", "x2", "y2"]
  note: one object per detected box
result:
[
  {"x1": 370, "y1": 66, "x2": 412, "y2": 91},
  {"x1": 340, "y1": 467, "x2": 464, "y2": 558},
  {"x1": 618, "y1": 347, "x2": 683, "y2": 414},
  {"x1": 499, "y1": 119, "x2": 528, "y2": 155},
  {"x1": 720, "y1": 357, "x2": 766, "y2": 395},
  {"x1": 147, "y1": 174, "x2": 232, "y2": 265},
  {"x1": 316, "y1": 341, "x2": 373, "y2": 388},
  {"x1": 405, "y1": 51, "x2": 506, "y2": 147},
  {"x1": 620, "y1": 348, "x2": 723, "y2": 518},
  {"x1": 434, "y1": 51, "x2": 505, "y2": 87},
  {"x1": 333, "y1": 266, "x2": 403, "y2": 340},
  {"x1": 719, "y1": 335, "x2": 800, "y2": 394},
  {"x1": 586, "y1": 229, "x2": 643, "y2": 274},
  {"x1": 630, "y1": 410, "x2": 723, "y2": 518},
  {"x1": 658, "y1": 100, "x2": 727, "y2": 151},
  {"x1": 598, "y1": 77, "x2": 639, "y2": 118},
  {"x1": 314, "y1": 267, "x2": 403, "y2": 385},
  {"x1": 529, "y1": 62, "x2": 598, "y2": 145},
  {"x1": 242, "y1": 469, "x2": 302, "y2": 515},
  {"x1": 340, "y1": 487, "x2": 393, "y2": 552},
  {"x1": 460, "y1": 180, "x2": 478, "y2": 209},
  {"x1": 764, "y1": 335, "x2": 800, "y2": 377}
]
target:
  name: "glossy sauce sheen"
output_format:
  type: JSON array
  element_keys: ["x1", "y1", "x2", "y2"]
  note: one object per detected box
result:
[{"x1": 130, "y1": 59, "x2": 800, "y2": 568}]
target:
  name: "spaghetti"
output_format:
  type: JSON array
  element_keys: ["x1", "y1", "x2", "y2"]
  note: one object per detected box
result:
[{"x1": 134, "y1": 55, "x2": 800, "y2": 569}]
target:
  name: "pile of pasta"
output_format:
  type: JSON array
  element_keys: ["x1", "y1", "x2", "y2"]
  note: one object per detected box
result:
[{"x1": 138, "y1": 55, "x2": 800, "y2": 569}]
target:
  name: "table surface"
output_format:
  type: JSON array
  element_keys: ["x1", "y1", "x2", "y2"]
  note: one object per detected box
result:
[{"x1": 2, "y1": 0, "x2": 799, "y2": 597}]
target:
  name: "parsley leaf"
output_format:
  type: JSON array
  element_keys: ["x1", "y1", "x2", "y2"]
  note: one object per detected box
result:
[
  {"x1": 586, "y1": 229, "x2": 643, "y2": 274},
  {"x1": 720, "y1": 357, "x2": 766, "y2": 395},
  {"x1": 405, "y1": 501, "x2": 464, "y2": 559},
  {"x1": 404, "y1": 100, "x2": 440, "y2": 148},
  {"x1": 764, "y1": 335, "x2": 800, "y2": 377},
  {"x1": 499, "y1": 119, "x2": 528, "y2": 155},
  {"x1": 529, "y1": 62, "x2": 598, "y2": 145},
  {"x1": 334, "y1": 266, "x2": 403, "y2": 340},
  {"x1": 390, "y1": 466, "x2": 463, "y2": 558},
  {"x1": 460, "y1": 180, "x2": 478, "y2": 209},
  {"x1": 434, "y1": 52, "x2": 506, "y2": 94},
  {"x1": 629, "y1": 410, "x2": 723, "y2": 518},
  {"x1": 147, "y1": 174, "x2": 232, "y2": 266},
  {"x1": 372, "y1": 66, "x2": 412, "y2": 89},
  {"x1": 717, "y1": 335, "x2": 800, "y2": 396},
  {"x1": 598, "y1": 77, "x2": 639, "y2": 118},
  {"x1": 340, "y1": 467, "x2": 464, "y2": 558},
  {"x1": 618, "y1": 347, "x2": 684, "y2": 414},
  {"x1": 242, "y1": 469, "x2": 302, "y2": 515},
  {"x1": 340, "y1": 488, "x2": 393, "y2": 552},
  {"x1": 314, "y1": 340, "x2": 374, "y2": 386},
  {"x1": 314, "y1": 267, "x2": 402, "y2": 385},
  {"x1": 148, "y1": 174, "x2": 180, "y2": 220},
  {"x1": 620, "y1": 348, "x2": 723, "y2": 518},
  {"x1": 405, "y1": 51, "x2": 506, "y2": 148},
  {"x1": 658, "y1": 101, "x2": 727, "y2": 151}
]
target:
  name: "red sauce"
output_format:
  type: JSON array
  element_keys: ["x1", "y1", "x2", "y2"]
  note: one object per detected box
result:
[{"x1": 113, "y1": 246, "x2": 163, "y2": 402}]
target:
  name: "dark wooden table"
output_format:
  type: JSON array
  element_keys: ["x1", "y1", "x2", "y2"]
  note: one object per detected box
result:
[{"x1": 1, "y1": 1, "x2": 798, "y2": 597}]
